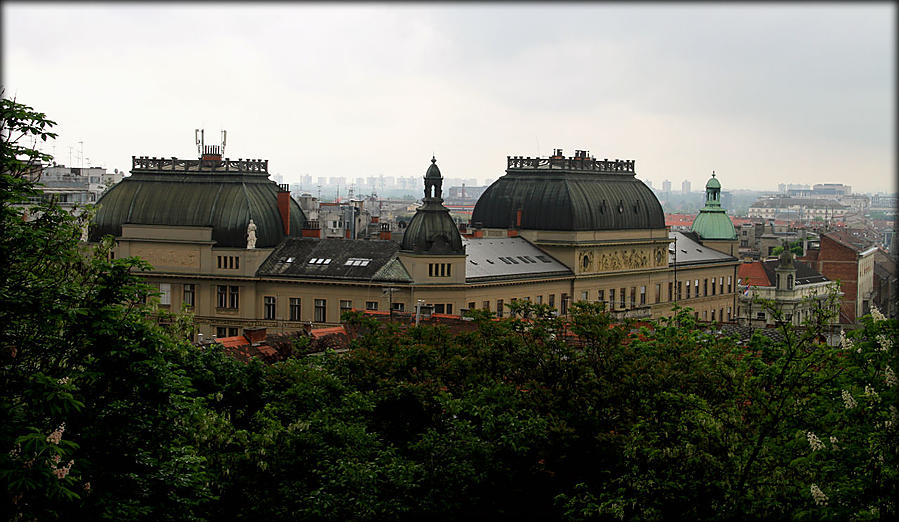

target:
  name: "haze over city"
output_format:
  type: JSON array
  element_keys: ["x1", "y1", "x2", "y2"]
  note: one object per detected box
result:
[{"x1": 3, "y1": 2, "x2": 895, "y2": 194}]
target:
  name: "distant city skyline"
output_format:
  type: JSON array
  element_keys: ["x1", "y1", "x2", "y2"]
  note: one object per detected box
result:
[{"x1": 3, "y1": 3, "x2": 894, "y2": 194}]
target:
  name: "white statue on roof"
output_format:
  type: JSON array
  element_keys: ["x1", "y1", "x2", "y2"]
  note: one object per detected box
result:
[{"x1": 246, "y1": 219, "x2": 257, "y2": 249}]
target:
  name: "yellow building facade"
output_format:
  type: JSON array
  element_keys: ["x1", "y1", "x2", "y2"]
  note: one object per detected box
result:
[{"x1": 92, "y1": 149, "x2": 740, "y2": 339}]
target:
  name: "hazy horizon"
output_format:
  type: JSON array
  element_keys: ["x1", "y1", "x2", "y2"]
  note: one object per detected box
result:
[{"x1": 3, "y1": 3, "x2": 895, "y2": 194}]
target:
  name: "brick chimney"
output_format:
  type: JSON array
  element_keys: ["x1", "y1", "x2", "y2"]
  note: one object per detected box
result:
[
  {"x1": 244, "y1": 327, "x2": 267, "y2": 344},
  {"x1": 277, "y1": 184, "x2": 291, "y2": 235},
  {"x1": 302, "y1": 219, "x2": 321, "y2": 238},
  {"x1": 379, "y1": 222, "x2": 391, "y2": 240}
]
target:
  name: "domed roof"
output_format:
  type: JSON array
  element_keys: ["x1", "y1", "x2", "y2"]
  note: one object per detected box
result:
[
  {"x1": 425, "y1": 156, "x2": 442, "y2": 179},
  {"x1": 400, "y1": 157, "x2": 464, "y2": 254},
  {"x1": 471, "y1": 157, "x2": 664, "y2": 231},
  {"x1": 90, "y1": 158, "x2": 306, "y2": 248},
  {"x1": 691, "y1": 172, "x2": 735, "y2": 240},
  {"x1": 400, "y1": 207, "x2": 464, "y2": 254},
  {"x1": 778, "y1": 247, "x2": 794, "y2": 268},
  {"x1": 690, "y1": 209, "x2": 736, "y2": 240}
]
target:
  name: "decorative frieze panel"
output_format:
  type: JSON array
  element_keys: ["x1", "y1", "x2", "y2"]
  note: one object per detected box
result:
[{"x1": 577, "y1": 245, "x2": 668, "y2": 274}]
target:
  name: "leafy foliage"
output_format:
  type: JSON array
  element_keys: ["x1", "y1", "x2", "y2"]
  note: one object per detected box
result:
[{"x1": 2, "y1": 95, "x2": 896, "y2": 520}]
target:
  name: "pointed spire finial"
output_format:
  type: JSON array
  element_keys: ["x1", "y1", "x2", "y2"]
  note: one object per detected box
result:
[
  {"x1": 712, "y1": 170, "x2": 716, "y2": 177},
  {"x1": 431, "y1": 155, "x2": 436, "y2": 164}
]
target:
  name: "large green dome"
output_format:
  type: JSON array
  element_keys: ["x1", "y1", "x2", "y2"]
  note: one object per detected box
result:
[
  {"x1": 691, "y1": 172, "x2": 736, "y2": 240},
  {"x1": 691, "y1": 210, "x2": 736, "y2": 240}
]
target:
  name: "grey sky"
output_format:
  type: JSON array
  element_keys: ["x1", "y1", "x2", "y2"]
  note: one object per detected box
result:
[{"x1": 3, "y1": 3, "x2": 895, "y2": 194}]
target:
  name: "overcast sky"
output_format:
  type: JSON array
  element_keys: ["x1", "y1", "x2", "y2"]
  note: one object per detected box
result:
[{"x1": 3, "y1": 3, "x2": 895, "y2": 194}]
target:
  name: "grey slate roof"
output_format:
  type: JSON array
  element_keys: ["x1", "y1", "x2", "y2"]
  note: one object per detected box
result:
[
  {"x1": 760, "y1": 259, "x2": 828, "y2": 286},
  {"x1": 471, "y1": 169, "x2": 664, "y2": 231},
  {"x1": 90, "y1": 168, "x2": 306, "y2": 248},
  {"x1": 464, "y1": 237, "x2": 572, "y2": 282},
  {"x1": 668, "y1": 231, "x2": 737, "y2": 266},
  {"x1": 257, "y1": 238, "x2": 411, "y2": 282}
]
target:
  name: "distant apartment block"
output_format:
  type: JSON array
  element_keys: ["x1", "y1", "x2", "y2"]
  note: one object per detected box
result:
[
  {"x1": 682, "y1": 179, "x2": 691, "y2": 194},
  {"x1": 31, "y1": 165, "x2": 124, "y2": 214},
  {"x1": 748, "y1": 197, "x2": 848, "y2": 221}
]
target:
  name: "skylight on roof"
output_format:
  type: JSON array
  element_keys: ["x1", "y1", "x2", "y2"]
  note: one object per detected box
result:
[{"x1": 345, "y1": 258, "x2": 371, "y2": 266}]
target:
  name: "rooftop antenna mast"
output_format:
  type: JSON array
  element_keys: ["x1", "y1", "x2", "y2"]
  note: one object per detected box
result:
[
  {"x1": 220, "y1": 130, "x2": 227, "y2": 157},
  {"x1": 195, "y1": 129, "x2": 204, "y2": 157}
]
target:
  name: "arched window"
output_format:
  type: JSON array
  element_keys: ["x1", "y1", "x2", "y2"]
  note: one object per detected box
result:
[{"x1": 787, "y1": 275, "x2": 793, "y2": 290}]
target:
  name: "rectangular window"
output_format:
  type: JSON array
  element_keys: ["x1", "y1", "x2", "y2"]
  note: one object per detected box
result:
[
  {"x1": 235, "y1": 257, "x2": 239, "y2": 269},
  {"x1": 229, "y1": 286, "x2": 239, "y2": 309},
  {"x1": 695, "y1": 279, "x2": 700, "y2": 297},
  {"x1": 756, "y1": 311, "x2": 765, "y2": 321},
  {"x1": 429, "y1": 264, "x2": 434, "y2": 277},
  {"x1": 597, "y1": 290, "x2": 604, "y2": 303},
  {"x1": 640, "y1": 286, "x2": 646, "y2": 305},
  {"x1": 183, "y1": 284, "x2": 195, "y2": 307},
  {"x1": 686, "y1": 282, "x2": 691, "y2": 299},
  {"x1": 678, "y1": 281, "x2": 683, "y2": 300},
  {"x1": 727, "y1": 276, "x2": 732, "y2": 293},
  {"x1": 561, "y1": 293, "x2": 569, "y2": 315},
  {"x1": 668, "y1": 282, "x2": 673, "y2": 302},
  {"x1": 711, "y1": 309, "x2": 716, "y2": 321},
  {"x1": 289, "y1": 298, "x2": 301, "y2": 321},
  {"x1": 549, "y1": 294, "x2": 555, "y2": 308},
  {"x1": 620, "y1": 288, "x2": 626, "y2": 309},
  {"x1": 727, "y1": 306, "x2": 732, "y2": 320},
  {"x1": 217, "y1": 285, "x2": 227, "y2": 308},
  {"x1": 655, "y1": 283, "x2": 661, "y2": 304},
  {"x1": 158, "y1": 283, "x2": 171, "y2": 305},
  {"x1": 217, "y1": 256, "x2": 222, "y2": 269},
  {"x1": 630, "y1": 287, "x2": 636, "y2": 307},
  {"x1": 340, "y1": 300, "x2": 352, "y2": 316},
  {"x1": 392, "y1": 302, "x2": 405, "y2": 312},
  {"x1": 712, "y1": 279, "x2": 716, "y2": 296},
  {"x1": 704, "y1": 279, "x2": 708, "y2": 296},
  {"x1": 468, "y1": 301, "x2": 475, "y2": 310},
  {"x1": 216, "y1": 327, "x2": 227, "y2": 338},
  {"x1": 581, "y1": 291, "x2": 588, "y2": 301},
  {"x1": 434, "y1": 304, "x2": 446, "y2": 314},
  {"x1": 366, "y1": 301, "x2": 378, "y2": 311},
  {"x1": 497, "y1": 299, "x2": 504, "y2": 318},
  {"x1": 229, "y1": 327, "x2": 239, "y2": 337},
  {"x1": 609, "y1": 289, "x2": 615, "y2": 310},
  {"x1": 446, "y1": 304, "x2": 453, "y2": 314},
  {"x1": 483, "y1": 300, "x2": 490, "y2": 311},
  {"x1": 537, "y1": 295, "x2": 543, "y2": 305},
  {"x1": 315, "y1": 299, "x2": 327, "y2": 323},
  {"x1": 264, "y1": 296, "x2": 276, "y2": 320}
]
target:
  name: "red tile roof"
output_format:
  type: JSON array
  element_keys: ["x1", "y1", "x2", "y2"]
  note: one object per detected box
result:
[
  {"x1": 217, "y1": 335, "x2": 250, "y2": 348},
  {"x1": 308, "y1": 326, "x2": 347, "y2": 339},
  {"x1": 737, "y1": 262, "x2": 771, "y2": 287}
]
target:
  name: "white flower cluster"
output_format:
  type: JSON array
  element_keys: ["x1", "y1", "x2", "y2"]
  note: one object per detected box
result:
[
  {"x1": 842, "y1": 389, "x2": 857, "y2": 409},
  {"x1": 876, "y1": 334, "x2": 893, "y2": 352},
  {"x1": 840, "y1": 330, "x2": 854, "y2": 351},
  {"x1": 807, "y1": 431, "x2": 825, "y2": 451},
  {"x1": 810, "y1": 484, "x2": 828, "y2": 506},
  {"x1": 829, "y1": 436, "x2": 839, "y2": 450},
  {"x1": 870, "y1": 306, "x2": 886, "y2": 322},
  {"x1": 885, "y1": 366, "x2": 897, "y2": 387},
  {"x1": 864, "y1": 384, "x2": 881, "y2": 402},
  {"x1": 45, "y1": 423, "x2": 65, "y2": 445}
]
